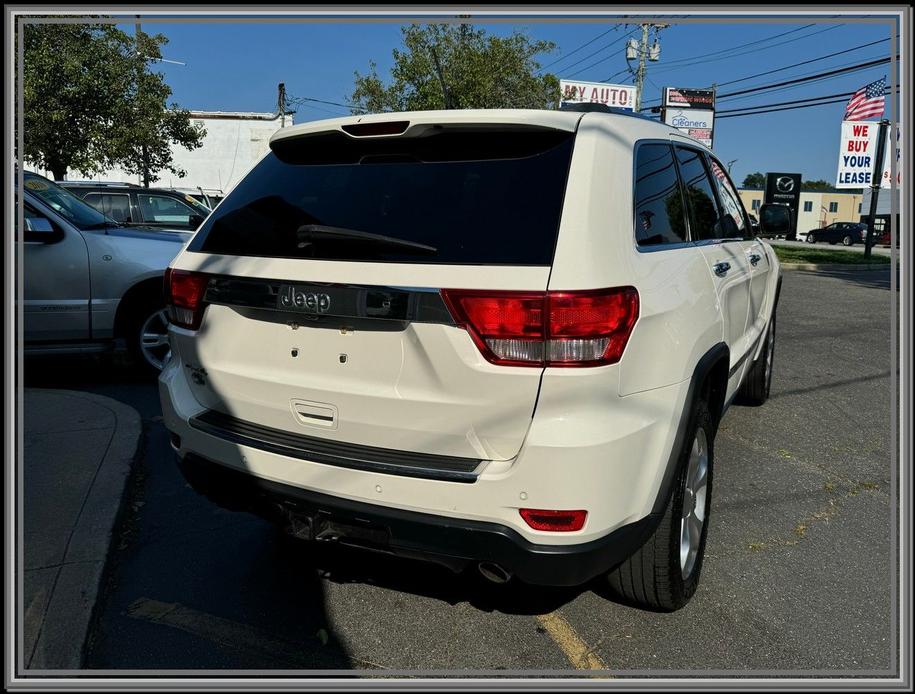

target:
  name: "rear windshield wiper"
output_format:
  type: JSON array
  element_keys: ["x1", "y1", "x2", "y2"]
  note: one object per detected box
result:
[{"x1": 295, "y1": 224, "x2": 438, "y2": 254}]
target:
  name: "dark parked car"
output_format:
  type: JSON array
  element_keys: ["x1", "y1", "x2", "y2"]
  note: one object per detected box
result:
[
  {"x1": 58, "y1": 181, "x2": 211, "y2": 232},
  {"x1": 805, "y1": 222, "x2": 868, "y2": 246}
]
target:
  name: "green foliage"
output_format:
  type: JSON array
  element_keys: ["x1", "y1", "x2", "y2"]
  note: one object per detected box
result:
[
  {"x1": 23, "y1": 22, "x2": 204, "y2": 182},
  {"x1": 350, "y1": 24, "x2": 560, "y2": 113},
  {"x1": 742, "y1": 172, "x2": 766, "y2": 189}
]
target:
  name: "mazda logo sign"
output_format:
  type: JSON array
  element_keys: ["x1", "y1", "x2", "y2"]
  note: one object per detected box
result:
[{"x1": 776, "y1": 177, "x2": 795, "y2": 193}]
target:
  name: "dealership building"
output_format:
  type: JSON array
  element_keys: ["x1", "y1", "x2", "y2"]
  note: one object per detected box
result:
[
  {"x1": 738, "y1": 188, "x2": 865, "y2": 232},
  {"x1": 38, "y1": 110, "x2": 294, "y2": 197}
]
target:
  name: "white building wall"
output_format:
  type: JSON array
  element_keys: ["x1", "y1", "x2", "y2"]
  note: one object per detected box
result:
[{"x1": 44, "y1": 111, "x2": 293, "y2": 195}]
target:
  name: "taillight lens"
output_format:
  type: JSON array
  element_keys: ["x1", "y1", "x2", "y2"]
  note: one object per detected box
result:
[
  {"x1": 441, "y1": 287, "x2": 639, "y2": 367},
  {"x1": 165, "y1": 268, "x2": 210, "y2": 330},
  {"x1": 519, "y1": 508, "x2": 588, "y2": 532}
]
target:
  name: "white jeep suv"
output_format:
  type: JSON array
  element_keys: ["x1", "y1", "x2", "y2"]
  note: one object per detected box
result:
[{"x1": 159, "y1": 108, "x2": 784, "y2": 611}]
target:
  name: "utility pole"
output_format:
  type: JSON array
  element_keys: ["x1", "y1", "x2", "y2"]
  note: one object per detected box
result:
[
  {"x1": 135, "y1": 17, "x2": 150, "y2": 188},
  {"x1": 628, "y1": 23, "x2": 665, "y2": 112},
  {"x1": 277, "y1": 83, "x2": 287, "y2": 127},
  {"x1": 863, "y1": 118, "x2": 890, "y2": 259}
]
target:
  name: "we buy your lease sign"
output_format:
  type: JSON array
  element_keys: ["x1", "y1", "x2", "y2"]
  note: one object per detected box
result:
[{"x1": 836, "y1": 120, "x2": 902, "y2": 189}]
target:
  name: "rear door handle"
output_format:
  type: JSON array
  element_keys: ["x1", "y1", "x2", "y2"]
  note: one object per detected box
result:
[
  {"x1": 748, "y1": 253, "x2": 761, "y2": 266},
  {"x1": 713, "y1": 261, "x2": 731, "y2": 276}
]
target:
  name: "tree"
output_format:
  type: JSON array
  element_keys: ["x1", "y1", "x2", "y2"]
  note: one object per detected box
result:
[
  {"x1": 23, "y1": 22, "x2": 204, "y2": 183},
  {"x1": 742, "y1": 172, "x2": 767, "y2": 189},
  {"x1": 350, "y1": 24, "x2": 561, "y2": 113}
]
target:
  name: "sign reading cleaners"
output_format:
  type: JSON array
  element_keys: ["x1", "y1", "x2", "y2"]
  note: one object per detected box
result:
[
  {"x1": 661, "y1": 87, "x2": 716, "y2": 148},
  {"x1": 836, "y1": 120, "x2": 902, "y2": 189},
  {"x1": 559, "y1": 79, "x2": 635, "y2": 110},
  {"x1": 663, "y1": 109, "x2": 715, "y2": 148},
  {"x1": 764, "y1": 173, "x2": 802, "y2": 239}
]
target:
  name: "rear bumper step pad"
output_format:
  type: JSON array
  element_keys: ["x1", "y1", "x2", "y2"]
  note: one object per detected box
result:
[{"x1": 189, "y1": 409, "x2": 482, "y2": 483}]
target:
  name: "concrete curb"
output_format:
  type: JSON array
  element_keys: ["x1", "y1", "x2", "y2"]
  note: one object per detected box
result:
[
  {"x1": 24, "y1": 389, "x2": 142, "y2": 670},
  {"x1": 779, "y1": 262, "x2": 892, "y2": 272}
]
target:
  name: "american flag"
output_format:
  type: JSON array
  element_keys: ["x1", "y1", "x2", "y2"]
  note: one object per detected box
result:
[{"x1": 844, "y1": 77, "x2": 886, "y2": 121}]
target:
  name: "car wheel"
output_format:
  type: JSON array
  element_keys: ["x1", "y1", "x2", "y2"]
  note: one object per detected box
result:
[
  {"x1": 127, "y1": 300, "x2": 171, "y2": 375},
  {"x1": 606, "y1": 400, "x2": 714, "y2": 611},
  {"x1": 807, "y1": 234, "x2": 816, "y2": 244},
  {"x1": 737, "y1": 314, "x2": 775, "y2": 406},
  {"x1": 842, "y1": 235, "x2": 853, "y2": 246}
]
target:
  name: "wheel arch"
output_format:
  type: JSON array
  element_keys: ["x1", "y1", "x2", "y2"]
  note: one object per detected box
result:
[
  {"x1": 113, "y1": 275, "x2": 167, "y2": 339},
  {"x1": 650, "y1": 342, "x2": 729, "y2": 515}
]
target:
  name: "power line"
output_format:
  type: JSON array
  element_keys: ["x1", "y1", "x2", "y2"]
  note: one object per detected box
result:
[
  {"x1": 716, "y1": 86, "x2": 896, "y2": 119},
  {"x1": 715, "y1": 56, "x2": 890, "y2": 105},
  {"x1": 538, "y1": 26, "x2": 618, "y2": 72},
  {"x1": 649, "y1": 24, "x2": 816, "y2": 69},
  {"x1": 554, "y1": 28, "x2": 638, "y2": 76},
  {"x1": 566, "y1": 46, "x2": 628, "y2": 79},
  {"x1": 288, "y1": 94, "x2": 367, "y2": 113},
  {"x1": 716, "y1": 56, "x2": 889, "y2": 98},
  {"x1": 710, "y1": 37, "x2": 888, "y2": 89}
]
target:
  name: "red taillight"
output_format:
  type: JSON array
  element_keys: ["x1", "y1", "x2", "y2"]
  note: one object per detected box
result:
[
  {"x1": 441, "y1": 287, "x2": 639, "y2": 367},
  {"x1": 165, "y1": 268, "x2": 210, "y2": 330},
  {"x1": 520, "y1": 508, "x2": 588, "y2": 532}
]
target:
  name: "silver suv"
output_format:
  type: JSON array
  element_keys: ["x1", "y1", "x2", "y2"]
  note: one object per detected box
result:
[{"x1": 20, "y1": 172, "x2": 191, "y2": 372}]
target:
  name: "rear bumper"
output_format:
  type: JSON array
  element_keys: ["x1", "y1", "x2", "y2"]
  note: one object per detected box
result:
[{"x1": 177, "y1": 451, "x2": 659, "y2": 587}]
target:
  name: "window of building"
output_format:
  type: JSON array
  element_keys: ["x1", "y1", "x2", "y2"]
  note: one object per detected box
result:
[
  {"x1": 858, "y1": 202, "x2": 862, "y2": 213},
  {"x1": 633, "y1": 143, "x2": 687, "y2": 247},
  {"x1": 829, "y1": 202, "x2": 839, "y2": 213},
  {"x1": 803, "y1": 201, "x2": 813, "y2": 212},
  {"x1": 752, "y1": 199, "x2": 761, "y2": 211}
]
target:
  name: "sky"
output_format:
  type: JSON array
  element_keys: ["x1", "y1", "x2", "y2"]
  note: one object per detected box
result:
[{"x1": 123, "y1": 16, "x2": 897, "y2": 187}]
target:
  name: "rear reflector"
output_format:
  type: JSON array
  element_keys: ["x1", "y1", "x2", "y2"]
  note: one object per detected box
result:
[
  {"x1": 441, "y1": 287, "x2": 639, "y2": 367},
  {"x1": 341, "y1": 121, "x2": 410, "y2": 137},
  {"x1": 520, "y1": 509, "x2": 587, "y2": 532},
  {"x1": 165, "y1": 268, "x2": 211, "y2": 330}
]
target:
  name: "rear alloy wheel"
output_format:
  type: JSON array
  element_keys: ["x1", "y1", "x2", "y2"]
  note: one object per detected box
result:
[
  {"x1": 606, "y1": 401, "x2": 714, "y2": 611},
  {"x1": 842, "y1": 235, "x2": 853, "y2": 246}
]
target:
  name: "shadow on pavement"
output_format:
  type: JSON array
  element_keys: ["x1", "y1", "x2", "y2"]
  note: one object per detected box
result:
[{"x1": 790, "y1": 265, "x2": 895, "y2": 291}]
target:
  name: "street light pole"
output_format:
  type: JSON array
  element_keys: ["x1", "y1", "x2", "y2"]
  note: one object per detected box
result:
[{"x1": 727, "y1": 159, "x2": 738, "y2": 174}]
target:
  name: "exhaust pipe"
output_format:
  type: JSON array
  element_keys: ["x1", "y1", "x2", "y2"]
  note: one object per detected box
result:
[{"x1": 478, "y1": 561, "x2": 512, "y2": 584}]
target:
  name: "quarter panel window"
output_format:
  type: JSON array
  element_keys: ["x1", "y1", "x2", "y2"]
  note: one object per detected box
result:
[
  {"x1": 707, "y1": 156, "x2": 750, "y2": 239},
  {"x1": 84, "y1": 193, "x2": 131, "y2": 223},
  {"x1": 633, "y1": 143, "x2": 688, "y2": 247}
]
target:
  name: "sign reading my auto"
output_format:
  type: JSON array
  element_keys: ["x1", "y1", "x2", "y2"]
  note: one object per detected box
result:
[
  {"x1": 836, "y1": 120, "x2": 902, "y2": 189},
  {"x1": 559, "y1": 80, "x2": 635, "y2": 111}
]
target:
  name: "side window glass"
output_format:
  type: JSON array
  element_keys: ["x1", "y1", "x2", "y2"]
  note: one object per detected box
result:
[
  {"x1": 633, "y1": 143, "x2": 688, "y2": 247},
  {"x1": 99, "y1": 194, "x2": 132, "y2": 223},
  {"x1": 707, "y1": 157, "x2": 750, "y2": 239},
  {"x1": 138, "y1": 194, "x2": 194, "y2": 225},
  {"x1": 674, "y1": 146, "x2": 721, "y2": 241}
]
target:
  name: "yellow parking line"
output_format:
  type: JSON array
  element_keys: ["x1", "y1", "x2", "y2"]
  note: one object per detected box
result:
[{"x1": 536, "y1": 611, "x2": 608, "y2": 671}]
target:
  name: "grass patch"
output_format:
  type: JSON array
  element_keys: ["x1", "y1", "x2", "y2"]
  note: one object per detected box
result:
[{"x1": 772, "y1": 246, "x2": 890, "y2": 265}]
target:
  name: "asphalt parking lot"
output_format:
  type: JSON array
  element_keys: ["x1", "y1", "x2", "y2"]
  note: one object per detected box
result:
[{"x1": 24, "y1": 265, "x2": 897, "y2": 675}]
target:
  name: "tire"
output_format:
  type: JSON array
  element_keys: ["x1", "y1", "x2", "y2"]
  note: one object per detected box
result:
[
  {"x1": 807, "y1": 234, "x2": 816, "y2": 244},
  {"x1": 737, "y1": 314, "x2": 776, "y2": 406},
  {"x1": 125, "y1": 295, "x2": 171, "y2": 376},
  {"x1": 606, "y1": 400, "x2": 714, "y2": 612},
  {"x1": 842, "y1": 235, "x2": 853, "y2": 246}
]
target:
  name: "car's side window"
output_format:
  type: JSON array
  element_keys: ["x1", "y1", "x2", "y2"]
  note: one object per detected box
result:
[
  {"x1": 137, "y1": 194, "x2": 196, "y2": 225},
  {"x1": 633, "y1": 142, "x2": 689, "y2": 248},
  {"x1": 673, "y1": 146, "x2": 721, "y2": 241},
  {"x1": 84, "y1": 192, "x2": 131, "y2": 223},
  {"x1": 706, "y1": 156, "x2": 751, "y2": 240}
]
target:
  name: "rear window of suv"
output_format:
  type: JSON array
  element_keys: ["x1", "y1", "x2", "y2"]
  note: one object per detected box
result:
[{"x1": 187, "y1": 129, "x2": 575, "y2": 265}]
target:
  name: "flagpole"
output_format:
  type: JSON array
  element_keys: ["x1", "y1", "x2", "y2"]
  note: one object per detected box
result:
[{"x1": 863, "y1": 118, "x2": 889, "y2": 259}]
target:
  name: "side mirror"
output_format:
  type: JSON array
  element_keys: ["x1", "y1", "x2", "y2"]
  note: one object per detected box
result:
[
  {"x1": 25, "y1": 216, "x2": 54, "y2": 234},
  {"x1": 759, "y1": 203, "x2": 791, "y2": 237},
  {"x1": 24, "y1": 216, "x2": 59, "y2": 243}
]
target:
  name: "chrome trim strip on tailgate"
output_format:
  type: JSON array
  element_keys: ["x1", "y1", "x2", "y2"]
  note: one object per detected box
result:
[
  {"x1": 189, "y1": 410, "x2": 482, "y2": 483},
  {"x1": 203, "y1": 277, "x2": 455, "y2": 324}
]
